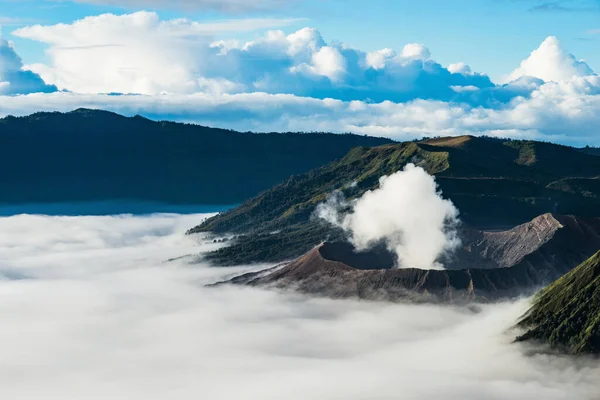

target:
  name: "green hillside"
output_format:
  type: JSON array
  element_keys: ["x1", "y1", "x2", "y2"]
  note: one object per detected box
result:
[
  {"x1": 516, "y1": 251, "x2": 600, "y2": 355},
  {"x1": 190, "y1": 135, "x2": 600, "y2": 265}
]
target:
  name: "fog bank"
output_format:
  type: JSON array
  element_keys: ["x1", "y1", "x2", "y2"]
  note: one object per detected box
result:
[{"x1": 0, "y1": 213, "x2": 597, "y2": 400}]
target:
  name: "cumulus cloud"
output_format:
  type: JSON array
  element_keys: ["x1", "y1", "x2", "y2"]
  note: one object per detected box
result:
[
  {"x1": 316, "y1": 164, "x2": 461, "y2": 269},
  {"x1": 448, "y1": 62, "x2": 472, "y2": 75},
  {"x1": 0, "y1": 35, "x2": 57, "y2": 94},
  {"x1": 12, "y1": 12, "x2": 496, "y2": 102},
  {"x1": 400, "y1": 43, "x2": 431, "y2": 59},
  {"x1": 506, "y1": 36, "x2": 596, "y2": 83},
  {"x1": 12, "y1": 12, "x2": 301, "y2": 95},
  {"x1": 0, "y1": 211, "x2": 598, "y2": 399}
]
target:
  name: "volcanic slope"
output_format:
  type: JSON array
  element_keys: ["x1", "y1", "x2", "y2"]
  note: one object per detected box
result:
[
  {"x1": 224, "y1": 214, "x2": 600, "y2": 303},
  {"x1": 192, "y1": 135, "x2": 600, "y2": 265}
]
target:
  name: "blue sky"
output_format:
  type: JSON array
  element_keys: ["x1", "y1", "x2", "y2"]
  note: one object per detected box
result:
[
  {"x1": 0, "y1": 0, "x2": 599, "y2": 145},
  {"x1": 2, "y1": 0, "x2": 599, "y2": 81}
]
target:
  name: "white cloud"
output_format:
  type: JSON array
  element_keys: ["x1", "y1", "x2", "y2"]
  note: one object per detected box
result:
[
  {"x1": 506, "y1": 36, "x2": 596, "y2": 83},
  {"x1": 448, "y1": 62, "x2": 472, "y2": 75},
  {"x1": 366, "y1": 48, "x2": 396, "y2": 70},
  {"x1": 0, "y1": 35, "x2": 56, "y2": 94},
  {"x1": 0, "y1": 212, "x2": 597, "y2": 399},
  {"x1": 306, "y1": 46, "x2": 347, "y2": 81},
  {"x1": 285, "y1": 27, "x2": 325, "y2": 56},
  {"x1": 12, "y1": 12, "x2": 495, "y2": 101},
  {"x1": 450, "y1": 85, "x2": 479, "y2": 93},
  {"x1": 400, "y1": 43, "x2": 431, "y2": 59},
  {"x1": 12, "y1": 12, "x2": 301, "y2": 95},
  {"x1": 2, "y1": 73, "x2": 600, "y2": 145}
]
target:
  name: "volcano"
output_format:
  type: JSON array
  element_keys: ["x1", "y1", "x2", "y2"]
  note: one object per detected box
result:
[{"x1": 224, "y1": 214, "x2": 600, "y2": 304}]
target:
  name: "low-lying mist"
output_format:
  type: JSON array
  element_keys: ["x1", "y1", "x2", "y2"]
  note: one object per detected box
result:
[
  {"x1": 0, "y1": 213, "x2": 597, "y2": 400},
  {"x1": 317, "y1": 164, "x2": 460, "y2": 269}
]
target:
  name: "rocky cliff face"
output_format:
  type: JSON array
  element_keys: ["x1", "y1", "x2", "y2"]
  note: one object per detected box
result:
[
  {"x1": 225, "y1": 214, "x2": 600, "y2": 304},
  {"x1": 446, "y1": 214, "x2": 600, "y2": 272}
]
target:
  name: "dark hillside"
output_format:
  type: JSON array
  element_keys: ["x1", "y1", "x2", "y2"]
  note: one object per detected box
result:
[{"x1": 0, "y1": 109, "x2": 393, "y2": 205}]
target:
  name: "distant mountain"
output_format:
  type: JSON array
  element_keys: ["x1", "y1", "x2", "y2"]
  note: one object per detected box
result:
[
  {"x1": 221, "y1": 214, "x2": 600, "y2": 303},
  {"x1": 0, "y1": 109, "x2": 392, "y2": 206},
  {"x1": 192, "y1": 135, "x2": 600, "y2": 265},
  {"x1": 516, "y1": 251, "x2": 600, "y2": 355}
]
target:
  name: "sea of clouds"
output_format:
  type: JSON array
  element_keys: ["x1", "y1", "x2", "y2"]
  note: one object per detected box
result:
[{"x1": 0, "y1": 212, "x2": 598, "y2": 399}]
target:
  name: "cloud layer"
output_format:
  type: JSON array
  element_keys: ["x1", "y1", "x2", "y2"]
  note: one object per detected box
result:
[
  {"x1": 1, "y1": 80, "x2": 599, "y2": 145},
  {"x1": 0, "y1": 211, "x2": 598, "y2": 399}
]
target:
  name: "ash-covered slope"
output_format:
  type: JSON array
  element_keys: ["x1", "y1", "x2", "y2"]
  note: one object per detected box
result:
[
  {"x1": 446, "y1": 213, "x2": 600, "y2": 271},
  {"x1": 227, "y1": 214, "x2": 600, "y2": 303},
  {"x1": 516, "y1": 251, "x2": 600, "y2": 355}
]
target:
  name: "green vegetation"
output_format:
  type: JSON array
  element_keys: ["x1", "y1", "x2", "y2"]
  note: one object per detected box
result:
[
  {"x1": 204, "y1": 222, "x2": 345, "y2": 266},
  {"x1": 192, "y1": 135, "x2": 600, "y2": 265},
  {"x1": 546, "y1": 178, "x2": 600, "y2": 198},
  {"x1": 517, "y1": 251, "x2": 600, "y2": 355}
]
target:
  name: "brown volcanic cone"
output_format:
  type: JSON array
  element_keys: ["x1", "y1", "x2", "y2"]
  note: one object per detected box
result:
[{"x1": 225, "y1": 214, "x2": 600, "y2": 304}]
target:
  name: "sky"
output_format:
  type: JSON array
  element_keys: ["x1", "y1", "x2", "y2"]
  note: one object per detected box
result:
[
  {"x1": 0, "y1": 0, "x2": 599, "y2": 145},
  {"x1": 0, "y1": 211, "x2": 598, "y2": 399}
]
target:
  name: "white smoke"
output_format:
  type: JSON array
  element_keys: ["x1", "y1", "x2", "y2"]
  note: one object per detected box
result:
[{"x1": 316, "y1": 163, "x2": 460, "y2": 269}]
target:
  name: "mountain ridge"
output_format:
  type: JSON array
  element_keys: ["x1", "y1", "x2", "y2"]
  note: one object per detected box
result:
[
  {"x1": 193, "y1": 135, "x2": 600, "y2": 265},
  {"x1": 0, "y1": 109, "x2": 393, "y2": 206}
]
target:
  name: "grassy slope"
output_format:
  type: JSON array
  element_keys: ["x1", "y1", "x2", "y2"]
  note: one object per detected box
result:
[
  {"x1": 517, "y1": 251, "x2": 600, "y2": 354},
  {"x1": 192, "y1": 142, "x2": 449, "y2": 234},
  {"x1": 191, "y1": 135, "x2": 600, "y2": 265}
]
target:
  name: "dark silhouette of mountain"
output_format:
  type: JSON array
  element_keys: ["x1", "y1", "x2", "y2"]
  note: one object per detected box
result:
[
  {"x1": 192, "y1": 135, "x2": 600, "y2": 265},
  {"x1": 222, "y1": 214, "x2": 600, "y2": 304},
  {"x1": 516, "y1": 251, "x2": 600, "y2": 355},
  {"x1": 0, "y1": 109, "x2": 392, "y2": 205},
  {"x1": 578, "y1": 146, "x2": 600, "y2": 157}
]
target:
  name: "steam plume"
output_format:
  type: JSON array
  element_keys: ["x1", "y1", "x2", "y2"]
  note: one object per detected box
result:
[{"x1": 317, "y1": 163, "x2": 460, "y2": 269}]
